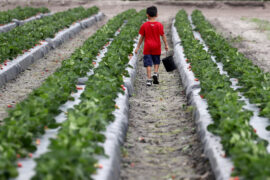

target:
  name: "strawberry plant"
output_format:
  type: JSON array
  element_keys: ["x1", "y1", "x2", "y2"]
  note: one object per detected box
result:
[
  {"x1": 0, "y1": 9, "x2": 136, "y2": 179},
  {"x1": 0, "y1": 6, "x2": 49, "y2": 25},
  {"x1": 0, "y1": 6, "x2": 98, "y2": 63},
  {"x1": 191, "y1": 10, "x2": 270, "y2": 121},
  {"x1": 32, "y1": 9, "x2": 146, "y2": 179},
  {"x1": 176, "y1": 10, "x2": 270, "y2": 179}
]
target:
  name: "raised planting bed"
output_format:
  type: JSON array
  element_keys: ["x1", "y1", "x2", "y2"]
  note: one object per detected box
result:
[
  {"x1": 0, "y1": 9, "x2": 136, "y2": 179},
  {"x1": 32, "y1": 9, "x2": 146, "y2": 180},
  {"x1": 0, "y1": 6, "x2": 49, "y2": 25},
  {"x1": 173, "y1": 10, "x2": 270, "y2": 180},
  {"x1": 0, "y1": 6, "x2": 98, "y2": 63},
  {"x1": 0, "y1": 8, "x2": 52, "y2": 34},
  {"x1": 15, "y1": 15, "x2": 127, "y2": 180},
  {"x1": 191, "y1": 10, "x2": 270, "y2": 121},
  {"x1": 0, "y1": 7, "x2": 102, "y2": 88},
  {"x1": 191, "y1": 10, "x2": 270, "y2": 179},
  {"x1": 0, "y1": 13, "x2": 53, "y2": 34}
]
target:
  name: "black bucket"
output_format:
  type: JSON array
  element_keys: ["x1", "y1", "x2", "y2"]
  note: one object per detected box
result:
[{"x1": 162, "y1": 53, "x2": 176, "y2": 72}]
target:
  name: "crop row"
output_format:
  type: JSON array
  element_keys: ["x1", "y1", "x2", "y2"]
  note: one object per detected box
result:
[
  {"x1": 191, "y1": 10, "x2": 270, "y2": 179},
  {"x1": 32, "y1": 9, "x2": 146, "y2": 180},
  {"x1": 0, "y1": 6, "x2": 98, "y2": 63},
  {"x1": 192, "y1": 10, "x2": 270, "y2": 122},
  {"x1": 175, "y1": 10, "x2": 270, "y2": 179},
  {"x1": 0, "y1": 6, "x2": 49, "y2": 25},
  {"x1": 0, "y1": 9, "x2": 136, "y2": 179}
]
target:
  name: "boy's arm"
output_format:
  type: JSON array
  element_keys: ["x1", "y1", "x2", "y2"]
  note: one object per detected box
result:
[
  {"x1": 135, "y1": 35, "x2": 144, "y2": 54},
  {"x1": 162, "y1": 34, "x2": 169, "y2": 51}
]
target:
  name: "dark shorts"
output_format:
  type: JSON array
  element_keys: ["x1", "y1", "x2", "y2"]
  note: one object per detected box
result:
[{"x1": 143, "y1": 55, "x2": 160, "y2": 67}]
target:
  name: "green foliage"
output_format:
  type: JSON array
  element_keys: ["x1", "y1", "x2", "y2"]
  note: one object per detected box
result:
[
  {"x1": 176, "y1": 9, "x2": 270, "y2": 179},
  {"x1": 0, "y1": 9, "x2": 136, "y2": 179},
  {"x1": 0, "y1": 6, "x2": 49, "y2": 25},
  {"x1": 0, "y1": 6, "x2": 98, "y2": 63},
  {"x1": 32, "y1": 9, "x2": 146, "y2": 180},
  {"x1": 192, "y1": 10, "x2": 270, "y2": 119}
]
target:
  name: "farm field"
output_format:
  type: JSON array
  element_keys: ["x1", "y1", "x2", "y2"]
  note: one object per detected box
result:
[
  {"x1": 0, "y1": 6, "x2": 49, "y2": 24},
  {"x1": 1, "y1": 0, "x2": 270, "y2": 180}
]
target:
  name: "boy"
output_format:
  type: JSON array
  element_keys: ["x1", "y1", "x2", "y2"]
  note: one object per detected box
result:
[{"x1": 135, "y1": 6, "x2": 169, "y2": 86}]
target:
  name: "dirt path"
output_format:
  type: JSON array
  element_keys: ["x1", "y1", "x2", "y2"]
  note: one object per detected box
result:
[
  {"x1": 0, "y1": 17, "x2": 107, "y2": 122},
  {"x1": 120, "y1": 19, "x2": 213, "y2": 180}
]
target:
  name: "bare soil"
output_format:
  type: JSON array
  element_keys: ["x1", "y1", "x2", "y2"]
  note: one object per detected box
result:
[{"x1": 120, "y1": 18, "x2": 214, "y2": 180}]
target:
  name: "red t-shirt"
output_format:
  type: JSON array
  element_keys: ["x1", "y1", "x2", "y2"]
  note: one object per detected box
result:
[{"x1": 139, "y1": 21, "x2": 164, "y2": 55}]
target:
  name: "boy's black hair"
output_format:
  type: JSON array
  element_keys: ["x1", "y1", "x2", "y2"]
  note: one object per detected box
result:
[{"x1": 146, "y1": 6, "x2": 157, "y2": 17}]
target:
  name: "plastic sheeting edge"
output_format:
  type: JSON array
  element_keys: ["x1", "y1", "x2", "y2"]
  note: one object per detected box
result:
[
  {"x1": 91, "y1": 38, "x2": 140, "y2": 180},
  {"x1": 171, "y1": 20, "x2": 233, "y2": 180}
]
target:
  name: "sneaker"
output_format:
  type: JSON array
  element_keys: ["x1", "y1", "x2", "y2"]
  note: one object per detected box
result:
[
  {"x1": 146, "y1": 79, "x2": 152, "y2": 86},
  {"x1": 153, "y1": 73, "x2": 159, "y2": 84}
]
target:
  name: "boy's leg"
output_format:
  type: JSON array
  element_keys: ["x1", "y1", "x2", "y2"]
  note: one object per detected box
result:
[
  {"x1": 152, "y1": 55, "x2": 160, "y2": 84},
  {"x1": 154, "y1": 64, "x2": 159, "y2": 73},
  {"x1": 143, "y1": 55, "x2": 153, "y2": 86},
  {"x1": 146, "y1": 66, "x2": 152, "y2": 86},
  {"x1": 147, "y1": 66, "x2": 152, "y2": 79}
]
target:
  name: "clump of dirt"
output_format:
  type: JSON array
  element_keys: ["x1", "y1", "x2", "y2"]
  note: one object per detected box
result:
[{"x1": 120, "y1": 19, "x2": 214, "y2": 180}]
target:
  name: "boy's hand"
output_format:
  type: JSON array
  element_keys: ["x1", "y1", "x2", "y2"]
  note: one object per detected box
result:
[
  {"x1": 135, "y1": 47, "x2": 139, "y2": 54},
  {"x1": 165, "y1": 44, "x2": 169, "y2": 51}
]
